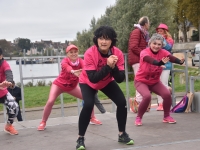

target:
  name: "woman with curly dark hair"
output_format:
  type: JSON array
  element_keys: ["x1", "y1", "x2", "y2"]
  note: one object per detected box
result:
[{"x1": 76, "y1": 26, "x2": 134, "y2": 150}]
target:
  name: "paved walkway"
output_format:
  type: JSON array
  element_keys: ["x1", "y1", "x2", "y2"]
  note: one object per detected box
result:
[
  {"x1": 0, "y1": 92, "x2": 199, "y2": 150},
  {"x1": 0, "y1": 108, "x2": 200, "y2": 150}
]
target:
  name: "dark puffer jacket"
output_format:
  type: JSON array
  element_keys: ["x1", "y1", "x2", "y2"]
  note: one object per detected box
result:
[{"x1": 128, "y1": 28, "x2": 148, "y2": 66}]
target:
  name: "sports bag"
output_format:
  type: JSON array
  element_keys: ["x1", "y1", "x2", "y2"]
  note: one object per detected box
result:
[{"x1": 171, "y1": 94, "x2": 188, "y2": 113}]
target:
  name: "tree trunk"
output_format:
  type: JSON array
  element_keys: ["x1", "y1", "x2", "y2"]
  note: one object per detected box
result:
[
  {"x1": 183, "y1": 22, "x2": 188, "y2": 42},
  {"x1": 199, "y1": 21, "x2": 200, "y2": 41}
]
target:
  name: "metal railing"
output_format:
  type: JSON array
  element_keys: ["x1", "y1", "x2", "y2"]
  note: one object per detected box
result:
[
  {"x1": 3, "y1": 52, "x2": 191, "y2": 122},
  {"x1": 171, "y1": 50, "x2": 190, "y2": 106}
]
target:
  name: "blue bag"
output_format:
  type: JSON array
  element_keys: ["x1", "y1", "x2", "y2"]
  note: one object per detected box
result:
[{"x1": 171, "y1": 94, "x2": 188, "y2": 113}]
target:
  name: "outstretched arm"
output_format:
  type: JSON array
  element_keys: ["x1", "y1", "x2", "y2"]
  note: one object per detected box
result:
[
  {"x1": 143, "y1": 56, "x2": 168, "y2": 66},
  {"x1": 168, "y1": 55, "x2": 185, "y2": 65}
]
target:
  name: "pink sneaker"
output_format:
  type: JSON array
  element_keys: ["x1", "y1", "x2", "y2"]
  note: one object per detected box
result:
[
  {"x1": 135, "y1": 117, "x2": 142, "y2": 126},
  {"x1": 37, "y1": 121, "x2": 46, "y2": 131},
  {"x1": 90, "y1": 117, "x2": 102, "y2": 125},
  {"x1": 163, "y1": 116, "x2": 176, "y2": 124},
  {"x1": 156, "y1": 103, "x2": 163, "y2": 111}
]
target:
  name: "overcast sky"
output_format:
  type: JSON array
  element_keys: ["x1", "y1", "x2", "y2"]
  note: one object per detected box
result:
[{"x1": 0, "y1": 0, "x2": 116, "y2": 43}]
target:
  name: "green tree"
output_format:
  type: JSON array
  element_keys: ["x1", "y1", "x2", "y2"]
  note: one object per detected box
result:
[
  {"x1": 33, "y1": 42, "x2": 45, "y2": 53},
  {"x1": 0, "y1": 39, "x2": 13, "y2": 56},
  {"x1": 184, "y1": 0, "x2": 200, "y2": 41},
  {"x1": 140, "y1": 0, "x2": 177, "y2": 39},
  {"x1": 17, "y1": 38, "x2": 31, "y2": 52},
  {"x1": 75, "y1": 30, "x2": 93, "y2": 54}
]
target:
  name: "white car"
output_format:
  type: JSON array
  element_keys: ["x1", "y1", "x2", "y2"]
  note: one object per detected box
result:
[{"x1": 191, "y1": 43, "x2": 200, "y2": 66}]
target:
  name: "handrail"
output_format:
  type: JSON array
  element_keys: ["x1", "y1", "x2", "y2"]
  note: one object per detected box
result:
[
  {"x1": 171, "y1": 50, "x2": 189, "y2": 106},
  {"x1": 5, "y1": 51, "x2": 190, "y2": 122}
]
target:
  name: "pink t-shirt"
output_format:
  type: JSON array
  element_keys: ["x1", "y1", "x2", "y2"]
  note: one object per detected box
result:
[
  {"x1": 53, "y1": 57, "x2": 84, "y2": 91},
  {"x1": 79, "y1": 45, "x2": 124, "y2": 90},
  {"x1": 135, "y1": 47, "x2": 170, "y2": 85},
  {"x1": 0, "y1": 60, "x2": 10, "y2": 97}
]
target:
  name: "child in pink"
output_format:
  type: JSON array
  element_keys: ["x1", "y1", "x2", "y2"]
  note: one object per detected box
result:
[
  {"x1": 134, "y1": 33, "x2": 184, "y2": 126},
  {"x1": 37, "y1": 45, "x2": 101, "y2": 131}
]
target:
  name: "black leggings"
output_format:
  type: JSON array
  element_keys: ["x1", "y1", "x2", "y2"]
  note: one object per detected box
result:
[{"x1": 79, "y1": 81, "x2": 127, "y2": 136}]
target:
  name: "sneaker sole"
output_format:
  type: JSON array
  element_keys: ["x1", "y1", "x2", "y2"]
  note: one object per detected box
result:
[
  {"x1": 135, "y1": 123, "x2": 142, "y2": 126},
  {"x1": 76, "y1": 146, "x2": 85, "y2": 150},
  {"x1": 4, "y1": 129, "x2": 18, "y2": 135},
  {"x1": 163, "y1": 120, "x2": 176, "y2": 124},
  {"x1": 127, "y1": 140, "x2": 134, "y2": 145},
  {"x1": 37, "y1": 128, "x2": 45, "y2": 131},
  {"x1": 118, "y1": 140, "x2": 134, "y2": 145},
  {"x1": 135, "y1": 122, "x2": 142, "y2": 126},
  {"x1": 89, "y1": 122, "x2": 102, "y2": 125},
  {"x1": 163, "y1": 121, "x2": 176, "y2": 124}
]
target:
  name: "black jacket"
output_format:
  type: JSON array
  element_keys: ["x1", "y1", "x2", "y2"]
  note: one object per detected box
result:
[{"x1": 7, "y1": 86, "x2": 21, "y2": 102}]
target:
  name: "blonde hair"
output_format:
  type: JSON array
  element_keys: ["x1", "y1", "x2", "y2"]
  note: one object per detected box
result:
[{"x1": 165, "y1": 30, "x2": 172, "y2": 39}]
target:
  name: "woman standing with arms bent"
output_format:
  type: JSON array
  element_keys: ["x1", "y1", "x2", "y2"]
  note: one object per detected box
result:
[
  {"x1": 76, "y1": 26, "x2": 134, "y2": 150},
  {"x1": 37, "y1": 45, "x2": 102, "y2": 131},
  {"x1": 134, "y1": 34, "x2": 184, "y2": 126}
]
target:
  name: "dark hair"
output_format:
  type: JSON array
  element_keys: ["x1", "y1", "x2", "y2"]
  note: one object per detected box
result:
[
  {"x1": 0, "y1": 48, "x2": 2, "y2": 55},
  {"x1": 138, "y1": 16, "x2": 149, "y2": 26},
  {"x1": 93, "y1": 26, "x2": 117, "y2": 48}
]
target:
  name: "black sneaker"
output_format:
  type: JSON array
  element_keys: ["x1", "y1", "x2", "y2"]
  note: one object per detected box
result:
[
  {"x1": 118, "y1": 132, "x2": 134, "y2": 145},
  {"x1": 76, "y1": 137, "x2": 86, "y2": 150}
]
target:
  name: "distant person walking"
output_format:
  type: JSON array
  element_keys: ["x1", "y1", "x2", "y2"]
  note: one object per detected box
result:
[
  {"x1": 76, "y1": 26, "x2": 134, "y2": 150},
  {"x1": 156, "y1": 23, "x2": 174, "y2": 111},
  {"x1": 7, "y1": 81, "x2": 23, "y2": 121},
  {"x1": 128, "y1": 16, "x2": 150, "y2": 112},
  {"x1": 37, "y1": 44, "x2": 102, "y2": 131},
  {"x1": 0, "y1": 48, "x2": 19, "y2": 135},
  {"x1": 134, "y1": 33, "x2": 184, "y2": 126}
]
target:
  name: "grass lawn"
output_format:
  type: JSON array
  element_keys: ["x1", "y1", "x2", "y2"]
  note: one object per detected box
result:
[{"x1": 0, "y1": 65, "x2": 200, "y2": 111}]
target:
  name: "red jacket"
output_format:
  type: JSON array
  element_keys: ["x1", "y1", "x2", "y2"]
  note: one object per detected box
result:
[{"x1": 128, "y1": 28, "x2": 148, "y2": 66}]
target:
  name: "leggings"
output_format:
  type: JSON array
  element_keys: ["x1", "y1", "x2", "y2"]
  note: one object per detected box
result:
[
  {"x1": 134, "y1": 80, "x2": 171, "y2": 118},
  {"x1": 157, "y1": 70, "x2": 171, "y2": 104},
  {"x1": 82, "y1": 92, "x2": 106, "y2": 113},
  {"x1": 42, "y1": 84, "x2": 95, "y2": 122},
  {"x1": 78, "y1": 81, "x2": 127, "y2": 136},
  {"x1": 0, "y1": 92, "x2": 19, "y2": 124},
  {"x1": 132, "y1": 63, "x2": 143, "y2": 103}
]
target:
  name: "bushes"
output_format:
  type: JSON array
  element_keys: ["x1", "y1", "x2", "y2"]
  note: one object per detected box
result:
[{"x1": 16, "y1": 80, "x2": 52, "y2": 87}]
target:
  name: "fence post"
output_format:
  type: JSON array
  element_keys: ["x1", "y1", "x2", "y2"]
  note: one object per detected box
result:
[
  {"x1": 124, "y1": 54, "x2": 130, "y2": 111},
  {"x1": 19, "y1": 57, "x2": 26, "y2": 120},
  {"x1": 57, "y1": 57, "x2": 65, "y2": 117}
]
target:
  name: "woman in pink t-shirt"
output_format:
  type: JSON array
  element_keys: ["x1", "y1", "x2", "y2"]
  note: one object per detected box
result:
[
  {"x1": 37, "y1": 45, "x2": 102, "y2": 131},
  {"x1": 0, "y1": 48, "x2": 19, "y2": 135},
  {"x1": 134, "y1": 33, "x2": 184, "y2": 126},
  {"x1": 76, "y1": 26, "x2": 134, "y2": 150}
]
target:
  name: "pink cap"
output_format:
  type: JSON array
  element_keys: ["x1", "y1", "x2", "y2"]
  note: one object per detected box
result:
[
  {"x1": 66, "y1": 44, "x2": 78, "y2": 53},
  {"x1": 156, "y1": 23, "x2": 168, "y2": 31}
]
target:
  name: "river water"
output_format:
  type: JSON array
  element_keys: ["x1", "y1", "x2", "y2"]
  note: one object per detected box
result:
[{"x1": 7, "y1": 60, "x2": 60, "y2": 85}]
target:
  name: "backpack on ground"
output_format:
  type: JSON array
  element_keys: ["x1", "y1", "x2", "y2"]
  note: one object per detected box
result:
[{"x1": 171, "y1": 94, "x2": 188, "y2": 113}]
